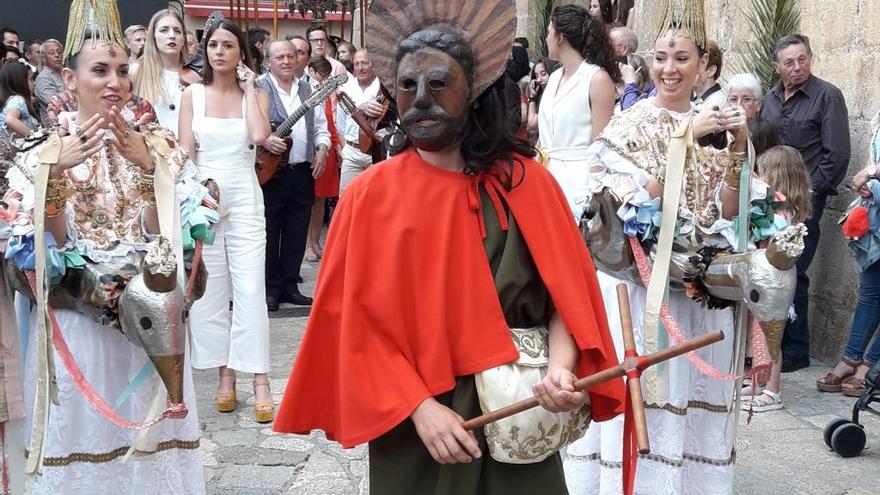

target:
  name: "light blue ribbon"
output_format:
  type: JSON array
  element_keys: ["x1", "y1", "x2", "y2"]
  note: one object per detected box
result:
[{"x1": 113, "y1": 361, "x2": 156, "y2": 409}]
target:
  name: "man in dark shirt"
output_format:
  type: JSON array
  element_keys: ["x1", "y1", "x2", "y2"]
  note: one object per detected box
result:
[{"x1": 761, "y1": 33, "x2": 851, "y2": 372}]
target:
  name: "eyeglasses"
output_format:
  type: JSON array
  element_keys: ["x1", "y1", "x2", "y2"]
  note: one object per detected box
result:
[
  {"x1": 308, "y1": 38, "x2": 326, "y2": 44},
  {"x1": 727, "y1": 96, "x2": 756, "y2": 105}
]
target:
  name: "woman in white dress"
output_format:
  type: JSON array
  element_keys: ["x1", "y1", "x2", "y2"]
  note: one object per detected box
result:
[
  {"x1": 178, "y1": 20, "x2": 275, "y2": 422},
  {"x1": 132, "y1": 9, "x2": 186, "y2": 135},
  {"x1": 8, "y1": 16, "x2": 205, "y2": 492},
  {"x1": 538, "y1": 4, "x2": 620, "y2": 221},
  {"x1": 564, "y1": 16, "x2": 752, "y2": 495}
]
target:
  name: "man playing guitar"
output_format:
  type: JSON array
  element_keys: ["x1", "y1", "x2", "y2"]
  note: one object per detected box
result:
[
  {"x1": 256, "y1": 37, "x2": 330, "y2": 309},
  {"x1": 336, "y1": 47, "x2": 383, "y2": 194}
]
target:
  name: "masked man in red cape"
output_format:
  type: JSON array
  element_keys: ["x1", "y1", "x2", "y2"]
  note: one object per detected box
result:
[{"x1": 273, "y1": 0, "x2": 625, "y2": 492}]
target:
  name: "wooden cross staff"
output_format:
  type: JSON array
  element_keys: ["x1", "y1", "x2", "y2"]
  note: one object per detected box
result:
[{"x1": 461, "y1": 284, "x2": 724, "y2": 447}]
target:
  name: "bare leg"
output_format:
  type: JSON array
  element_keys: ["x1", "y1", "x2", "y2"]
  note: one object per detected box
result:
[
  {"x1": 307, "y1": 198, "x2": 325, "y2": 258},
  {"x1": 218, "y1": 366, "x2": 236, "y2": 394}
]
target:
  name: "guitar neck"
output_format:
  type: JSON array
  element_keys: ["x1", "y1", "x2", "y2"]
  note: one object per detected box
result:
[{"x1": 274, "y1": 104, "x2": 310, "y2": 138}]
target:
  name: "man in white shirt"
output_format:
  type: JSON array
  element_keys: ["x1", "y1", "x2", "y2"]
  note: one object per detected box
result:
[
  {"x1": 336, "y1": 47, "x2": 383, "y2": 194},
  {"x1": 257, "y1": 38, "x2": 331, "y2": 309}
]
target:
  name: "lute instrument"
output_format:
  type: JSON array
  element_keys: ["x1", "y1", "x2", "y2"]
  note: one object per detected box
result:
[
  {"x1": 255, "y1": 73, "x2": 348, "y2": 185},
  {"x1": 337, "y1": 89, "x2": 394, "y2": 163}
]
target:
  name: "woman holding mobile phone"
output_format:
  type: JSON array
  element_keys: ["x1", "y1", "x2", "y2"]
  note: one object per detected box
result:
[
  {"x1": 526, "y1": 58, "x2": 561, "y2": 143},
  {"x1": 177, "y1": 19, "x2": 276, "y2": 422}
]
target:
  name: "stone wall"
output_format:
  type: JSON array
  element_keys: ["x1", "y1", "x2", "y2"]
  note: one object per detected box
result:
[{"x1": 518, "y1": 0, "x2": 879, "y2": 362}]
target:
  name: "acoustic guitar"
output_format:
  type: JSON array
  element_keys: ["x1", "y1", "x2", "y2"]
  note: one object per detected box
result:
[{"x1": 255, "y1": 74, "x2": 347, "y2": 185}]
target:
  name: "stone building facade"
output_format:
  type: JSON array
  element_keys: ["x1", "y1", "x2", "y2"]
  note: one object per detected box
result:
[{"x1": 518, "y1": 0, "x2": 879, "y2": 363}]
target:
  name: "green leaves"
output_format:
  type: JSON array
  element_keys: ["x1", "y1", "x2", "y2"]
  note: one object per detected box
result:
[{"x1": 732, "y1": 0, "x2": 801, "y2": 91}]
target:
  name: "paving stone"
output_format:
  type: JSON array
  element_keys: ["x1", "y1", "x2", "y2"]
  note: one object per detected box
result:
[
  {"x1": 260, "y1": 435, "x2": 316, "y2": 452},
  {"x1": 212, "y1": 427, "x2": 259, "y2": 447},
  {"x1": 286, "y1": 452, "x2": 353, "y2": 494},
  {"x1": 216, "y1": 464, "x2": 294, "y2": 491}
]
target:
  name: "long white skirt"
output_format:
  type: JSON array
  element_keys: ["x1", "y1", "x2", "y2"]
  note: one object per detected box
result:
[
  {"x1": 564, "y1": 272, "x2": 738, "y2": 495},
  {"x1": 23, "y1": 309, "x2": 204, "y2": 494}
]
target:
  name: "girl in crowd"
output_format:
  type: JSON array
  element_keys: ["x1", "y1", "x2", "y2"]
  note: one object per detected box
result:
[
  {"x1": 0, "y1": 61, "x2": 38, "y2": 137},
  {"x1": 817, "y1": 111, "x2": 880, "y2": 397},
  {"x1": 743, "y1": 146, "x2": 811, "y2": 412},
  {"x1": 8, "y1": 5, "x2": 204, "y2": 489},
  {"x1": 526, "y1": 57, "x2": 560, "y2": 143},
  {"x1": 306, "y1": 56, "x2": 341, "y2": 261},
  {"x1": 590, "y1": 0, "x2": 614, "y2": 24},
  {"x1": 178, "y1": 20, "x2": 275, "y2": 422},
  {"x1": 617, "y1": 54, "x2": 650, "y2": 111},
  {"x1": 538, "y1": 4, "x2": 620, "y2": 220},
  {"x1": 565, "y1": 19, "x2": 751, "y2": 495},
  {"x1": 133, "y1": 9, "x2": 187, "y2": 135}
]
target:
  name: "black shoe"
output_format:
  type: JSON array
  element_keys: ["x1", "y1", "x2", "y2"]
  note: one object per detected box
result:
[
  {"x1": 280, "y1": 291, "x2": 312, "y2": 306},
  {"x1": 266, "y1": 296, "x2": 280, "y2": 312},
  {"x1": 781, "y1": 356, "x2": 810, "y2": 373}
]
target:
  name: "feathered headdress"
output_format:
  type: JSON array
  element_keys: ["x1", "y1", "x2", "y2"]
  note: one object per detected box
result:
[
  {"x1": 63, "y1": 0, "x2": 126, "y2": 63},
  {"x1": 366, "y1": 0, "x2": 516, "y2": 103},
  {"x1": 655, "y1": 0, "x2": 708, "y2": 51}
]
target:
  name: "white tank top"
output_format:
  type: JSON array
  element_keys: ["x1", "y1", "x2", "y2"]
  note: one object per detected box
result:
[
  {"x1": 190, "y1": 83, "x2": 254, "y2": 169},
  {"x1": 154, "y1": 69, "x2": 183, "y2": 136},
  {"x1": 537, "y1": 60, "x2": 601, "y2": 161}
]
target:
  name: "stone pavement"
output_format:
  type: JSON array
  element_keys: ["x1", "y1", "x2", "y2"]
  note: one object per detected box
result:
[{"x1": 196, "y1": 257, "x2": 880, "y2": 494}]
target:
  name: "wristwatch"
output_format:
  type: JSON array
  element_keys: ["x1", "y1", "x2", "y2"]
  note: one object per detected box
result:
[
  {"x1": 867, "y1": 164, "x2": 878, "y2": 178},
  {"x1": 316, "y1": 144, "x2": 328, "y2": 153}
]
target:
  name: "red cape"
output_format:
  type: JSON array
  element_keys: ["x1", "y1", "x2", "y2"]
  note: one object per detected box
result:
[{"x1": 274, "y1": 149, "x2": 624, "y2": 447}]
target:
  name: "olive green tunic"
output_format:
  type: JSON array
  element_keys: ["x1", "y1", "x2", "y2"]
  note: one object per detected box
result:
[{"x1": 368, "y1": 187, "x2": 570, "y2": 494}]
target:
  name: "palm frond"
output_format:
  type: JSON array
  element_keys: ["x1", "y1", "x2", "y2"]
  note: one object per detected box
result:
[
  {"x1": 530, "y1": 0, "x2": 556, "y2": 59},
  {"x1": 732, "y1": 0, "x2": 801, "y2": 91}
]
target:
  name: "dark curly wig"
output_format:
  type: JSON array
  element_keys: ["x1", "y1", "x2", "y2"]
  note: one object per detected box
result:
[{"x1": 551, "y1": 4, "x2": 621, "y2": 84}]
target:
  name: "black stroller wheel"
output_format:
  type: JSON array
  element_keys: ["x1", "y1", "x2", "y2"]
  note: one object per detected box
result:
[
  {"x1": 824, "y1": 418, "x2": 851, "y2": 449},
  {"x1": 830, "y1": 423, "x2": 867, "y2": 458}
]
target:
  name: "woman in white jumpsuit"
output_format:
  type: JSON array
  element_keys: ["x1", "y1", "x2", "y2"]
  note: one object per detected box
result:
[{"x1": 178, "y1": 20, "x2": 275, "y2": 423}]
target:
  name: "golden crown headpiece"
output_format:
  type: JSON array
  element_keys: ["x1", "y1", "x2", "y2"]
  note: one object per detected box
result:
[
  {"x1": 656, "y1": 0, "x2": 708, "y2": 51},
  {"x1": 63, "y1": 0, "x2": 126, "y2": 63}
]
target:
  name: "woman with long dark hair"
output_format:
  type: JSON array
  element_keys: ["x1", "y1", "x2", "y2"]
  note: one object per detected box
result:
[
  {"x1": 538, "y1": 4, "x2": 620, "y2": 220},
  {"x1": 0, "y1": 60, "x2": 38, "y2": 136},
  {"x1": 178, "y1": 20, "x2": 275, "y2": 423},
  {"x1": 589, "y1": 0, "x2": 614, "y2": 24},
  {"x1": 526, "y1": 58, "x2": 561, "y2": 142}
]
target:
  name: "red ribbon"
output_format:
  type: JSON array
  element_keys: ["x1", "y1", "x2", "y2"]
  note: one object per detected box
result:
[
  {"x1": 622, "y1": 349, "x2": 649, "y2": 495},
  {"x1": 468, "y1": 172, "x2": 510, "y2": 240}
]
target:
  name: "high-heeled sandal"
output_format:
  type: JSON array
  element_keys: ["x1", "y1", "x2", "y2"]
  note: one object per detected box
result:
[
  {"x1": 253, "y1": 379, "x2": 275, "y2": 423},
  {"x1": 816, "y1": 357, "x2": 861, "y2": 393},
  {"x1": 215, "y1": 371, "x2": 237, "y2": 413}
]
